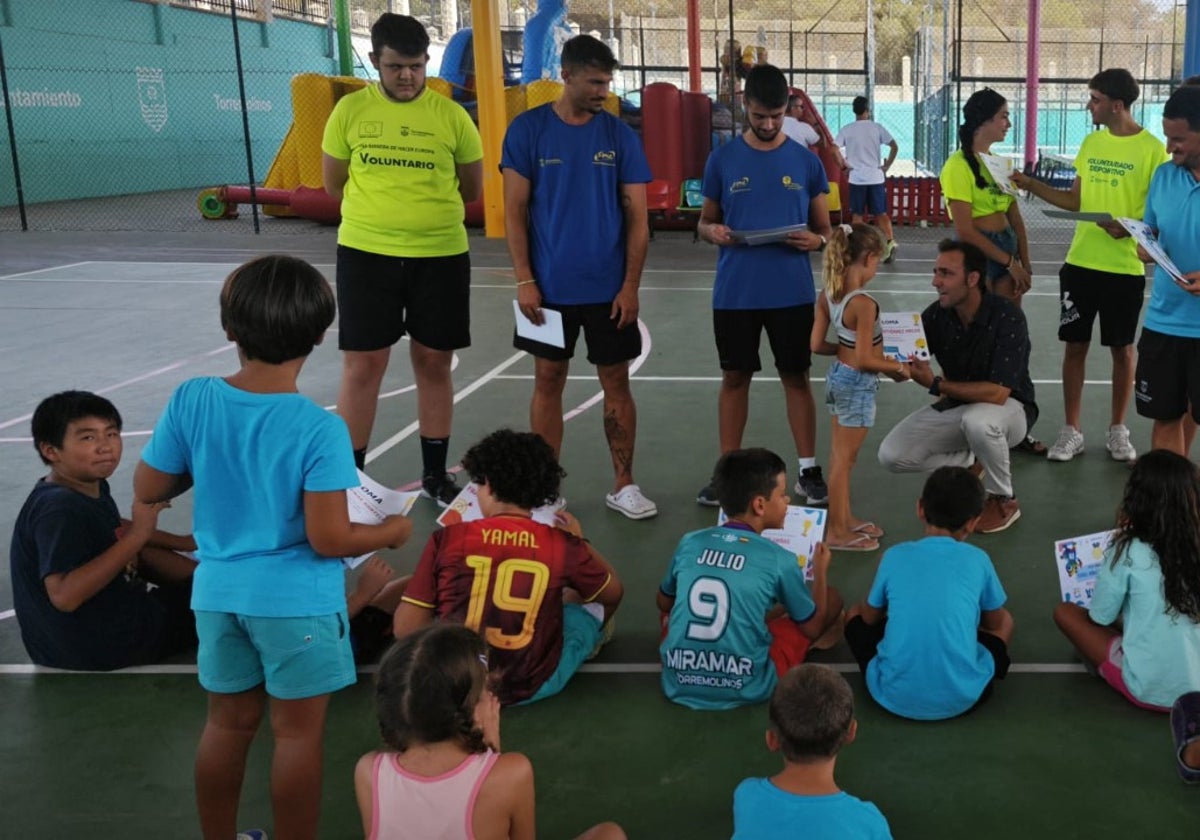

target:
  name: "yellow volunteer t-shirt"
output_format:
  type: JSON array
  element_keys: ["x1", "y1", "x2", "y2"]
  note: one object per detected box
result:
[
  {"x1": 940, "y1": 149, "x2": 1014, "y2": 218},
  {"x1": 1066, "y1": 128, "x2": 1168, "y2": 276},
  {"x1": 322, "y1": 84, "x2": 483, "y2": 257}
]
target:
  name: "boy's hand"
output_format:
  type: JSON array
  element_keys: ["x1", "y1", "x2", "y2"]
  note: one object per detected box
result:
[
  {"x1": 128, "y1": 499, "x2": 169, "y2": 544},
  {"x1": 354, "y1": 555, "x2": 394, "y2": 601},
  {"x1": 556, "y1": 510, "x2": 583, "y2": 538},
  {"x1": 474, "y1": 687, "x2": 502, "y2": 752},
  {"x1": 381, "y1": 514, "x2": 413, "y2": 548},
  {"x1": 810, "y1": 542, "x2": 832, "y2": 578}
]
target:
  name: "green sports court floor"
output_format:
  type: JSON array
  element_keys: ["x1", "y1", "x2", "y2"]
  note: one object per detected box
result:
[{"x1": 1, "y1": 220, "x2": 1197, "y2": 838}]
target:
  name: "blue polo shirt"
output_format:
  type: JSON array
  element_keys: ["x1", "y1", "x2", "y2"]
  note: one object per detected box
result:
[
  {"x1": 702, "y1": 136, "x2": 828, "y2": 310},
  {"x1": 500, "y1": 105, "x2": 652, "y2": 306},
  {"x1": 1143, "y1": 161, "x2": 1200, "y2": 338}
]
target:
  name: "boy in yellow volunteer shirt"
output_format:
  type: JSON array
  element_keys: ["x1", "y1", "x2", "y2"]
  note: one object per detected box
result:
[
  {"x1": 322, "y1": 14, "x2": 484, "y2": 504},
  {"x1": 1012, "y1": 68, "x2": 1166, "y2": 464}
]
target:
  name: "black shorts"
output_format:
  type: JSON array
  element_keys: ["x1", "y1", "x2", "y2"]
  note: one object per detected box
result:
[
  {"x1": 145, "y1": 578, "x2": 197, "y2": 663},
  {"x1": 513, "y1": 302, "x2": 641, "y2": 365},
  {"x1": 1057, "y1": 263, "x2": 1145, "y2": 346},
  {"x1": 843, "y1": 615, "x2": 1010, "y2": 714},
  {"x1": 335, "y1": 245, "x2": 471, "y2": 352},
  {"x1": 349, "y1": 606, "x2": 394, "y2": 665},
  {"x1": 713, "y1": 305, "x2": 814, "y2": 373},
  {"x1": 1134, "y1": 328, "x2": 1200, "y2": 422}
]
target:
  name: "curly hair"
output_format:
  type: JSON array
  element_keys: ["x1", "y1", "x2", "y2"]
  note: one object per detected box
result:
[
  {"x1": 462, "y1": 429, "x2": 565, "y2": 510},
  {"x1": 1110, "y1": 449, "x2": 1200, "y2": 621},
  {"x1": 375, "y1": 624, "x2": 490, "y2": 754}
]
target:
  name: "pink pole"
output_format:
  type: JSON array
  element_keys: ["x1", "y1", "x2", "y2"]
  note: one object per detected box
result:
[
  {"x1": 686, "y1": 0, "x2": 702, "y2": 92},
  {"x1": 1024, "y1": 0, "x2": 1041, "y2": 170}
]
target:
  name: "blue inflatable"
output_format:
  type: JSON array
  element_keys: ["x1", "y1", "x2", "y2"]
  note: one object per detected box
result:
[{"x1": 521, "y1": 0, "x2": 570, "y2": 83}]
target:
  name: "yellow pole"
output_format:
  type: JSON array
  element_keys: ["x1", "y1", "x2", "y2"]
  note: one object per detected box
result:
[{"x1": 471, "y1": 0, "x2": 507, "y2": 238}]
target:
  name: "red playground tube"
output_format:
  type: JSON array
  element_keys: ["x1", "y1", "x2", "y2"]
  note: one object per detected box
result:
[{"x1": 197, "y1": 185, "x2": 342, "y2": 225}]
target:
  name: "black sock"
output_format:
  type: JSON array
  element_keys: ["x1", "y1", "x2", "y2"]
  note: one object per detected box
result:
[
  {"x1": 421, "y1": 436, "x2": 450, "y2": 480},
  {"x1": 353, "y1": 448, "x2": 367, "y2": 470}
]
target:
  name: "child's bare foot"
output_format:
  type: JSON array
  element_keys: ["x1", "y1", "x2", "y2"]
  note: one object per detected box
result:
[{"x1": 811, "y1": 610, "x2": 846, "y2": 651}]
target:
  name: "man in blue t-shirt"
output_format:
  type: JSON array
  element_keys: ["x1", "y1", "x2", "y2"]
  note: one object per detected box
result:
[
  {"x1": 658, "y1": 448, "x2": 841, "y2": 710},
  {"x1": 501, "y1": 35, "x2": 656, "y2": 521},
  {"x1": 844, "y1": 466, "x2": 1014, "y2": 721},
  {"x1": 1135, "y1": 84, "x2": 1200, "y2": 455},
  {"x1": 695, "y1": 64, "x2": 833, "y2": 509}
]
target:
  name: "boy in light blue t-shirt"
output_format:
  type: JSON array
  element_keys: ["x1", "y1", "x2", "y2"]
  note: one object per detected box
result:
[
  {"x1": 732, "y1": 663, "x2": 891, "y2": 839},
  {"x1": 135, "y1": 255, "x2": 413, "y2": 840},
  {"x1": 658, "y1": 448, "x2": 842, "y2": 710},
  {"x1": 845, "y1": 466, "x2": 1014, "y2": 720}
]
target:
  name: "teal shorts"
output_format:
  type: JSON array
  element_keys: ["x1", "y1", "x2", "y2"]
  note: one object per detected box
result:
[
  {"x1": 195, "y1": 610, "x2": 356, "y2": 700},
  {"x1": 524, "y1": 602, "x2": 604, "y2": 704}
]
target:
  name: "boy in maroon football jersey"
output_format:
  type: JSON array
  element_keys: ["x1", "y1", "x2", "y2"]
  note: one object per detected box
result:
[{"x1": 394, "y1": 429, "x2": 624, "y2": 704}]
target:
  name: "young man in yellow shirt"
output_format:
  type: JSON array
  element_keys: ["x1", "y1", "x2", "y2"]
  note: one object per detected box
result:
[
  {"x1": 322, "y1": 14, "x2": 484, "y2": 503},
  {"x1": 1012, "y1": 68, "x2": 1166, "y2": 463}
]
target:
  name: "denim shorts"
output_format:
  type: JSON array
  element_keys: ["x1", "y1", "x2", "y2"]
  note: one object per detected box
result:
[
  {"x1": 979, "y1": 227, "x2": 1018, "y2": 282},
  {"x1": 824, "y1": 360, "x2": 879, "y2": 428},
  {"x1": 195, "y1": 610, "x2": 356, "y2": 700}
]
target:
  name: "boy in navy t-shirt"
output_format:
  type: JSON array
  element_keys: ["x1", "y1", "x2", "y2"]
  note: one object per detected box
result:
[
  {"x1": 732, "y1": 663, "x2": 891, "y2": 839},
  {"x1": 10, "y1": 391, "x2": 197, "y2": 671},
  {"x1": 695, "y1": 63, "x2": 834, "y2": 509},
  {"x1": 845, "y1": 466, "x2": 1014, "y2": 720}
]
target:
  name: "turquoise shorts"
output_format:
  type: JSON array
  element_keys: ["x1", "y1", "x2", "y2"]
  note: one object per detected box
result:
[
  {"x1": 523, "y1": 602, "x2": 604, "y2": 704},
  {"x1": 195, "y1": 610, "x2": 356, "y2": 700}
]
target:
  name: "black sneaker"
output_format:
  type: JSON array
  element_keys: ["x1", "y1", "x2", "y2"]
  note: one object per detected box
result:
[
  {"x1": 421, "y1": 473, "x2": 460, "y2": 508},
  {"x1": 696, "y1": 482, "x2": 721, "y2": 507},
  {"x1": 795, "y1": 466, "x2": 828, "y2": 506}
]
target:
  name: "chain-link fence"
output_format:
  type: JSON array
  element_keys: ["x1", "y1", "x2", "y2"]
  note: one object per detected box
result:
[{"x1": 0, "y1": 0, "x2": 1188, "y2": 232}]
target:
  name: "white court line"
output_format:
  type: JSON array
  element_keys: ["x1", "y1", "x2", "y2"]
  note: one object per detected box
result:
[
  {"x1": 366, "y1": 350, "x2": 528, "y2": 463},
  {"x1": 0, "y1": 261, "x2": 91, "y2": 281},
  {"x1": 0, "y1": 344, "x2": 237, "y2": 432},
  {"x1": 0, "y1": 661, "x2": 1087, "y2": 676},
  {"x1": 0, "y1": 609, "x2": 13, "y2": 621}
]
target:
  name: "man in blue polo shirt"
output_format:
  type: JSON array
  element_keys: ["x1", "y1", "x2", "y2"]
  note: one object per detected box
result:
[
  {"x1": 695, "y1": 63, "x2": 833, "y2": 508},
  {"x1": 501, "y1": 34, "x2": 656, "y2": 520},
  {"x1": 1135, "y1": 84, "x2": 1200, "y2": 455}
]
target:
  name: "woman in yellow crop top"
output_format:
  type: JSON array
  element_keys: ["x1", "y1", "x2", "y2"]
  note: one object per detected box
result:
[{"x1": 939, "y1": 89, "x2": 1031, "y2": 305}]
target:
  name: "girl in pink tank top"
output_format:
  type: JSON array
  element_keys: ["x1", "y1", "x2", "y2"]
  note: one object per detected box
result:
[{"x1": 354, "y1": 622, "x2": 627, "y2": 840}]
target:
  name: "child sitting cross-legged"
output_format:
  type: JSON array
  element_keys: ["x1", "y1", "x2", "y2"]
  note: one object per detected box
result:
[
  {"x1": 731, "y1": 663, "x2": 892, "y2": 839},
  {"x1": 393, "y1": 428, "x2": 623, "y2": 705},
  {"x1": 845, "y1": 465, "x2": 1014, "y2": 720},
  {"x1": 658, "y1": 448, "x2": 843, "y2": 710}
]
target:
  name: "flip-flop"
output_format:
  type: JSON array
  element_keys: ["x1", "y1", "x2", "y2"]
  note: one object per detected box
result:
[
  {"x1": 827, "y1": 534, "x2": 880, "y2": 552},
  {"x1": 853, "y1": 522, "x2": 884, "y2": 539}
]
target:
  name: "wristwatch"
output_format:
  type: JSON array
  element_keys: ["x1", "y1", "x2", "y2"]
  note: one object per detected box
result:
[
  {"x1": 817, "y1": 234, "x2": 827, "y2": 251},
  {"x1": 929, "y1": 376, "x2": 943, "y2": 397}
]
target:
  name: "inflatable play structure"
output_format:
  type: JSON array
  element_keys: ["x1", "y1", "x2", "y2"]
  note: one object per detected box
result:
[{"x1": 196, "y1": 7, "x2": 847, "y2": 228}]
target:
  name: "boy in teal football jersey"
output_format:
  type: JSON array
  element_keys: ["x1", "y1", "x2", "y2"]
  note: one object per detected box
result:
[{"x1": 658, "y1": 448, "x2": 842, "y2": 709}]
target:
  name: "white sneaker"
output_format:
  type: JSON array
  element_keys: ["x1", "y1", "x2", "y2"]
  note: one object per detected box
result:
[
  {"x1": 1106, "y1": 424, "x2": 1137, "y2": 462},
  {"x1": 605, "y1": 484, "x2": 658, "y2": 520},
  {"x1": 1046, "y1": 425, "x2": 1085, "y2": 461}
]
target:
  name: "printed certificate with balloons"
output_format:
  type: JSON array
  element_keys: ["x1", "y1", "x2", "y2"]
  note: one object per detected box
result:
[
  {"x1": 717, "y1": 506, "x2": 827, "y2": 582},
  {"x1": 1053, "y1": 530, "x2": 1114, "y2": 608},
  {"x1": 881, "y1": 311, "x2": 931, "y2": 362}
]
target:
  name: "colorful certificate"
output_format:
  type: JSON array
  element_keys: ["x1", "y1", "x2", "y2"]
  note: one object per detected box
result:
[
  {"x1": 1053, "y1": 530, "x2": 1113, "y2": 607},
  {"x1": 344, "y1": 470, "x2": 420, "y2": 569},
  {"x1": 436, "y1": 482, "x2": 560, "y2": 528},
  {"x1": 880, "y1": 311, "x2": 931, "y2": 361},
  {"x1": 718, "y1": 506, "x2": 827, "y2": 581}
]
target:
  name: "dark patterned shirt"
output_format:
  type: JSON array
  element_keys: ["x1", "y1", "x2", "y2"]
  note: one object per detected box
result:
[{"x1": 921, "y1": 292, "x2": 1038, "y2": 427}]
